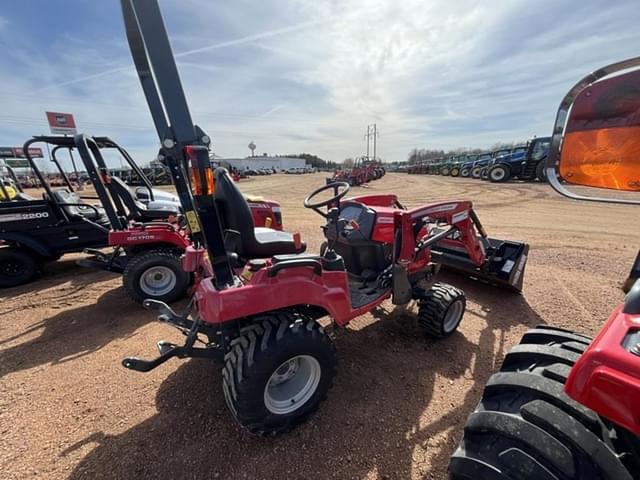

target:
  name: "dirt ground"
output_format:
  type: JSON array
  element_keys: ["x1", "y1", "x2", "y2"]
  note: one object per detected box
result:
[{"x1": 1, "y1": 173, "x2": 637, "y2": 480}]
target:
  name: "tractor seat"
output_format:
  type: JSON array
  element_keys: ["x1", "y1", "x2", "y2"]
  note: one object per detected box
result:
[
  {"x1": 214, "y1": 167, "x2": 305, "y2": 258},
  {"x1": 51, "y1": 189, "x2": 110, "y2": 227},
  {"x1": 110, "y1": 176, "x2": 179, "y2": 221}
]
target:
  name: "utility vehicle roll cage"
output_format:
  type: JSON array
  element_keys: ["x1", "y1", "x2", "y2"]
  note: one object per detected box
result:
[
  {"x1": 22, "y1": 135, "x2": 166, "y2": 230},
  {"x1": 121, "y1": 0, "x2": 234, "y2": 288}
]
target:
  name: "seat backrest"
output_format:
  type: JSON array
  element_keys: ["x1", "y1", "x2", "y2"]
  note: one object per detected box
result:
[
  {"x1": 50, "y1": 189, "x2": 87, "y2": 220},
  {"x1": 110, "y1": 176, "x2": 146, "y2": 217},
  {"x1": 214, "y1": 167, "x2": 256, "y2": 247}
]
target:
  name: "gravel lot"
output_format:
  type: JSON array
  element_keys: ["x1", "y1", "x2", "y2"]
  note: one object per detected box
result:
[{"x1": 1, "y1": 173, "x2": 637, "y2": 479}]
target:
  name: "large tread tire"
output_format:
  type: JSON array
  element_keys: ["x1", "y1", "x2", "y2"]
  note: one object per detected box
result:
[
  {"x1": 0, "y1": 248, "x2": 40, "y2": 287},
  {"x1": 449, "y1": 326, "x2": 640, "y2": 479},
  {"x1": 417, "y1": 282, "x2": 466, "y2": 338},
  {"x1": 489, "y1": 165, "x2": 511, "y2": 183},
  {"x1": 450, "y1": 168, "x2": 461, "y2": 177},
  {"x1": 536, "y1": 160, "x2": 548, "y2": 182},
  {"x1": 222, "y1": 312, "x2": 337, "y2": 436},
  {"x1": 122, "y1": 249, "x2": 190, "y2": 303},
  {"x1": 460, "y1": 168, "x2": 471, "y2": 177},
  {"x1": 471, "y1": 167, "x2": 482, "y2": 179}
]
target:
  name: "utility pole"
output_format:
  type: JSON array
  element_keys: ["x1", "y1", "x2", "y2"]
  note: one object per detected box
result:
[{"x1": 364, "y1": 124, "x2": 379, "y2": 160}]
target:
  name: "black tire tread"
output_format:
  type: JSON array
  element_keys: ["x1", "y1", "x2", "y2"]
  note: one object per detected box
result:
[
  {"x1": 122, "y1": 248, "x2": 190, "y2": 303},
  {"x1": 449, "y1": 326, "x2": 637, "y2": 479},
  {"x1": 222, "y1": 312, "x2": 337, "y2": 436},
  {"x1": 0, "y1": 248, "x2": 40, "y2": 287},
  {"x1": 417, "y1": 282, "x2": 466, "y2": 338}
]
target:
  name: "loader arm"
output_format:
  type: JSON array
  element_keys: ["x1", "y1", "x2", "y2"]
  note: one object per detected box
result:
[{"x1": 399, "y1": 201, "x2": 529, "y2": 291}]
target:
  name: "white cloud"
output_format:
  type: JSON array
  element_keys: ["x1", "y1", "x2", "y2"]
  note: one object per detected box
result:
[{"x1": 0, "y1": 0, "x2": 639, "y2": 165}]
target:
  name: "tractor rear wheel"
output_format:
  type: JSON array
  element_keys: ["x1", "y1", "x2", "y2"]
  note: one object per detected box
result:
[
  {"x1": 536, "y1": 160, "x2": 547, "y2": 182},
  {"x1": 0, "y1": 248, "x2": 39, "y2": 287},
  {"x1": 471, "y1": 167, "x2": 482, "y2": 178},
  {"x1": 489, "y1": 165, "x2": 510, "y2": 183},
  {"x1": 123, "y1": 249, "x2": 191, "y2": 303},
  {"x1": 449, "y1": 326, "x2": 640, "y2": 479},
  {"x1": 417, "y1": 283, "x2": 466, "y2": 338},
  {"x1": 222, "y1": 312, "x2": 337, "y2": 436}
]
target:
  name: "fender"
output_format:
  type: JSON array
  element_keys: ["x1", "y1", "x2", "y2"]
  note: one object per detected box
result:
[{"x1": 0, "y1": 232, "x2": 54, "y2": 257}]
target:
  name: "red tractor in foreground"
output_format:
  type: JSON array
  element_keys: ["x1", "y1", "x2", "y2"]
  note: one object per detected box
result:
[
  {"x1": 449, "y1": 58, "x2": 640, "y2": 479},
  {"x1": 117, "y1": 0, "x2": 529, "y2": 435}
]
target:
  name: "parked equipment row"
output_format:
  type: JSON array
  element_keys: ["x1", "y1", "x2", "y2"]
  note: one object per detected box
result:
[{"x1": 407, "y1": 136, "x2": 551, "y2": 183}]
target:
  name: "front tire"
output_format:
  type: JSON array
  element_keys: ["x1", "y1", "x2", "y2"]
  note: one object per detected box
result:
[
  {"x1": 471, "y1": 167, "x2": 482, "y2": 178},
  {"x1": 489, "y1": 164, "x2": 510, "y2": 183},
  {"x1": 460, "y1": 168, "x2": 470, "y2": 177},
  {"x1": 122, "y1": 249, "x2": 190, "y2": 303},
  {"x1": 0, "y1": 248, "x2": 39, "y2": 287},
  {"x1": 450, "y1": 168, "x2": 460, "y2": 177},
  {"x1": 223, "y1": 312, "x2": 337, "y2": 436},
  {"x1": 449, "y1": 326, "x2": 640, "y2": 479},
  {"x1": 417, "y1": 283, "x2": 466, "y2": 338}
]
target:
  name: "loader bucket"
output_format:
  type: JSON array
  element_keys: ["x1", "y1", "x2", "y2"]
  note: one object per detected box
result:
[{"x1": 432, "y1": 237, "x2": 529, "y2": 292}]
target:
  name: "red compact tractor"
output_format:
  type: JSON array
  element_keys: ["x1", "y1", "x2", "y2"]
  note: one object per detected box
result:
[
  {"x1": 118, "y1": 0, "x2": 529, "y2": 435},
  {"x1": 19, "y1": 134, "x2": 290, "y2": 303},
  {"x1": 449, "y1": 58, "x2": 640, "y2": 479},
  {"x1": 327, "y1": 157, "x2": 386, "y2": 186}
]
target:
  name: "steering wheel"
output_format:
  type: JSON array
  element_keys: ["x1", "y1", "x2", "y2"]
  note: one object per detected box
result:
[{"x1": 303, "y1": 182, "x2": 350, "y2": 217}]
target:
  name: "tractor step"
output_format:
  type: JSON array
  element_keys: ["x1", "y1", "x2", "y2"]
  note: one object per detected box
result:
[
  {"x1": 77, "y1": 248, "x2": 128, "y2": 273},
  {"x1": 122, "y1": 340, "x2": 224, "y2": 372},
  {"x1": 122, "y1": 341, "x2": 184, "y2": 372},
  {"x1": 432, "y1": 237, "x2": 529, "y2": 292}
]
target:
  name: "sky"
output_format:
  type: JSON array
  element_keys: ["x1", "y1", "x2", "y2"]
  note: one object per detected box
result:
[{"x1": 0, "y1": 0, "x2": 639, "y2": 169}]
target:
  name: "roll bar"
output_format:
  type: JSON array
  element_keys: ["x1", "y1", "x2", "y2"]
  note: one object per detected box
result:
[{"x1": 120, "y1": 0, "x2": 234, "y2": 288}]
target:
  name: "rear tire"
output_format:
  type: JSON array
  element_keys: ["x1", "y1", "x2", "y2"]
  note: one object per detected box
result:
[
  {"x1": 536, "y1": 160, "x2": 547, "y2": 182},
  {"x1": 489, "y1": 165, "x2": 510, "y2": 183},
  {"x1": 222, "y1": 312, "x2": 337, "y2": 436},
  {"x1": 449, "y1": 326, "x2": 640, "y2": 479},
  {"x1": 0, "y1": 248, "x2": 39, "y2": 287},
  {"x1": 123, "y1": 249, "x2": 190, "y2": 303},
  {"x1": 417, "y1": 283, "x2": 466, "y2": 338}
]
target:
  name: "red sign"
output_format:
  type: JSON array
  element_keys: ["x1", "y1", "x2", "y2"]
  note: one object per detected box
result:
[{"x1": 45, "y1": 111, "x2": 77, "y2": 135}]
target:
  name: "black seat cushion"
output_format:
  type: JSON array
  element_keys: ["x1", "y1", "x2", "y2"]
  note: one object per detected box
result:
[
  {"x1": 51, "y1": 189, "x2": 110, "y2": 227},
  {"x1": 110, "y1": 177, "x2": 178, "y2": 221},
  {"x1": 214, "y1": 167, "x2": 305, "y2": 258}
]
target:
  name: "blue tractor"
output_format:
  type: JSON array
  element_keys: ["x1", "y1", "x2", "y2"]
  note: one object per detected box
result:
[
  {"x1": 459, "y1": 154, "x2": 482, "y2": 177},
  {"x1": 480, "y1": 146, "x2": 526, "y2": 181},
  {"x1": 486, "y1": 136, "x2": 551, "y2": 182},
  {"x1": 468, "y1": 152, "x2": 494, "y2": 178}
]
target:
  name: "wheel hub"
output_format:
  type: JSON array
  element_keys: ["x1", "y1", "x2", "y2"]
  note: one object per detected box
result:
[
  {"x1": 264, "y1": 355, "x2": 321, "y2": 415},
  {"x1": 139, "y1": 265, "x2": 177, "y2": 296},
  {"x1": 491, "y1": 169, "x2": 505, "y2": 180},
  {"x1": 444, "y1": 299, "x2": 465, "y2": 333},
  {"x1": 1, "y1": 260, "x2": 24, "y2": 277}
]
